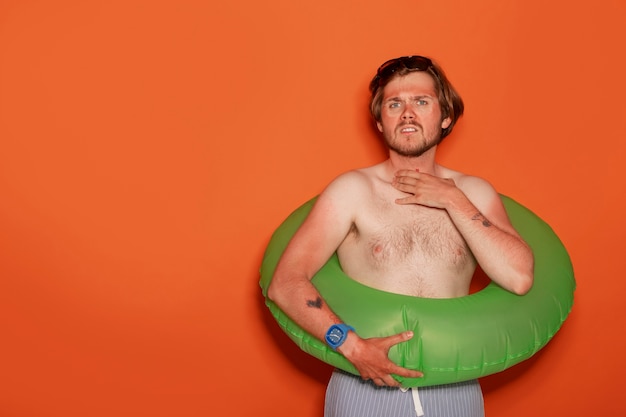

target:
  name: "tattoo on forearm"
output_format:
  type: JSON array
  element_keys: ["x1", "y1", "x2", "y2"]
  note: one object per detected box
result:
[
  {"x1": 306, "y1": 297, "x2": 323, "y2": 309},
  {"x1": 472, "y1": 212, "x2": 492, "y2": 227}
]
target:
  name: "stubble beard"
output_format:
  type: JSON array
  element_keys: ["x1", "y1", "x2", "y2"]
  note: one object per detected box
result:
[{"x1": 383, "y1": 123, "x2": 443, "y2": 158}]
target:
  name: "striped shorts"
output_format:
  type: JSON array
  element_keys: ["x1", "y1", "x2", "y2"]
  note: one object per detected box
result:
[{"x1": 324, "y1": 370, "x2": 484, "y2": 417}]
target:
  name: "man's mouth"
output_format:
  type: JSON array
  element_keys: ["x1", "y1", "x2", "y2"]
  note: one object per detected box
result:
[{"x1": 400, "y1": 126, "x2": 418, "y2": 134}]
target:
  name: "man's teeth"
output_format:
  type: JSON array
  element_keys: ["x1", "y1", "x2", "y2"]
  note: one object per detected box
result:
[{"x1": 401, "y1": 127, "x2": 417, "y2": 133}]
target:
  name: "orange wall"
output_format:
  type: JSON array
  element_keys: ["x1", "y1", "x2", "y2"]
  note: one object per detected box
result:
[{"x1": 1, "y1": 1, "x2": 624, "y2": 416}]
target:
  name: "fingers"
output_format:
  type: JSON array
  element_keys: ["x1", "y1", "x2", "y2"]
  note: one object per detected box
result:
[
  {"x1": 390, "y1": 173, "x2": 420, "y2": 200},
  {"x1": 395, "y1": 196, "x2": 417, "y2": 205},
  {"x1": 354, "y1": 331, "x2": 423, "y2": 387},
  {"x1": 390, "y1": 364, "x2": 424, "y2": 380},
  {"x1": 392, "y1": 172, "x2": 455, "y2": 209},
  {"x1": 384, "y1": 330, "x2": 414, "y2": 346},
  {"x1": 383, "y1": 331, "x2": 424, "y2": 380},
  {"x1": 392, "y1": 181, "x2": 418, "y2": 195},
  {"x1": 393, "y1": 174, "x2": 417, "y2": 184},
  {"x1": 392, "y1": 173, "x2": 420, "y2": 188},
  {"x1": 370, "y1": 375, "x2": 402, "y2": 387},
  {"x1": 395, "y1": 169, "x2": 421, "y2": 178},
  {"x1": 393, "y1": 170, "x2": 454, "y2": 187},
  {"x1": 364, "y1": 367, "x2": 423, "y2": 387}
]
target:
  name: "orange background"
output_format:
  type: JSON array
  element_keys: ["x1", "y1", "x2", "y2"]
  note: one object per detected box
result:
[{"x1": 1, "y1": 1, "x2": 625, "y2": 416}]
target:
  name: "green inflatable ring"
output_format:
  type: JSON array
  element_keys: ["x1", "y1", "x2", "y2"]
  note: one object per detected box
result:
[{"x1": 260, "y1": 195, "x2": 575, "y2": 387}]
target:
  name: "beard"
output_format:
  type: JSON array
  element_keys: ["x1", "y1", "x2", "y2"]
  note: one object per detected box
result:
[{"x1": 382, "y1": 122, "x2": 443, "y2": 157}]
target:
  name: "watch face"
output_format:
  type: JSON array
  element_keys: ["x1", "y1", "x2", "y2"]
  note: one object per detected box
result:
[{"x1": 328, "y1": 327, "x2": 343, "y2": 344}]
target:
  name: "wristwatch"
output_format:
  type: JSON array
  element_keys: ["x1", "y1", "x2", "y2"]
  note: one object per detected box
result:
[{"x1": 325, "y1": 323, "x2": 355, "y2": 350}]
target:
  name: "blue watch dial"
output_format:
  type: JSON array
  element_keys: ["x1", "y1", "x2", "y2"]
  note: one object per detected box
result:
[{"x1": 325, "y1": 324, "x2": 355, "y2": 350}]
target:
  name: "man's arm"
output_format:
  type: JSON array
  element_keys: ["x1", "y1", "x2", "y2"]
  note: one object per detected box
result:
[
  {"x1": 267, "y1": 172, "x2": 423, "y2": 386},
  {"x1": 267, "y1": 184, "x2": 352, "y2": 339},
  {"x1": 392, "y1": 170, "x2": 534, "y2": 295}
]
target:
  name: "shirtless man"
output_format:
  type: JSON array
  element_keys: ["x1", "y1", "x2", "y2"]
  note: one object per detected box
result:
[{"x1": 267, "y1": 56, "x2": 534, "y2": 417}]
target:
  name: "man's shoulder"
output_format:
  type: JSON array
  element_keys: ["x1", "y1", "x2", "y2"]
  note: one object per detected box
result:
[
  {"x1": 437, "y1": 165, "x2": 499, "y2": 202},
  {"x1": 319, "y1": 165, "x2": 382, "y2": 203},
  {"x1": 438, "y1": 165, "x2": 492, "y2": 188},
  {"x1": 453, "y1": 173, "x2": 501, "y2": 206},
  {"x1": 456, "y1": 173, "x2": 493, "y2": 189},
  {"x1": 328, "y1": 164, "x2": 381, "y2": 188}
]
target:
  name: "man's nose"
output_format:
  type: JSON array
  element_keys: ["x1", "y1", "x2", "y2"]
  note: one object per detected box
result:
[{"x1": 402, "y1": 107, "x2": 416, "y2": 120}]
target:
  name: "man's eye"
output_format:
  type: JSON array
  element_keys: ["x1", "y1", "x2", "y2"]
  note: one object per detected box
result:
[
  {"x1": 417, "y1": 99, "x2": 428, "y2": 106},
  {"x1": 389, "y1": 102, "x2": 401, "y2": 108}
]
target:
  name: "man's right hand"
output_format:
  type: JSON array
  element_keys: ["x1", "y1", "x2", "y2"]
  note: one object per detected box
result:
[{"x1": 337, "y1": 330, "x2": 423, "y2": 387}]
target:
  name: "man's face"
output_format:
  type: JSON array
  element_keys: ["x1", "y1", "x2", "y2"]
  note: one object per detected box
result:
[{"x1": 377, "y1": 71, "x2": 451, "y2": 157}]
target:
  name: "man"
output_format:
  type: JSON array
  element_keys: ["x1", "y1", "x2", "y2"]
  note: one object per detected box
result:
[{"x1": 267, "y1": 55, "x2": 534, "y2": 417}]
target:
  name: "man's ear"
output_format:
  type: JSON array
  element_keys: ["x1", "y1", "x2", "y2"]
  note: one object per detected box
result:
[
  {"x1": 376, "y1": 121, "x2": 383, "y2": 132},
  {"x1": 441, "y1": 117, "x2": 452, "y2": 129}
]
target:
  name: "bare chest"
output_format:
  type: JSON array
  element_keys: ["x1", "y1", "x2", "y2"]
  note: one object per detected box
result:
[{"x1": 337, "y1": 195, "x2": 475, "y2": 297}]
